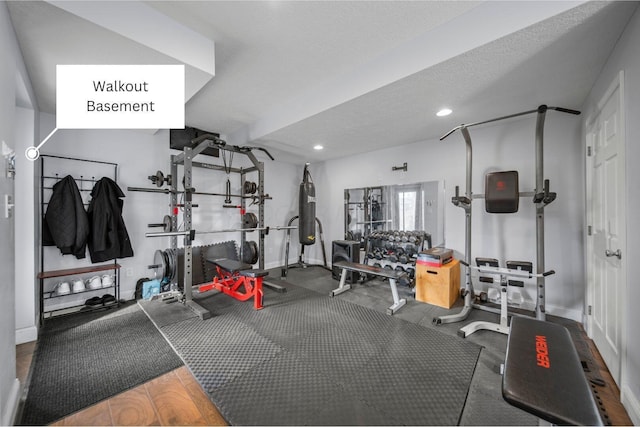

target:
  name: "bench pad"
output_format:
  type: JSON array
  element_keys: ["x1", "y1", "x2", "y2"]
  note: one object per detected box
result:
[
  {"x1": 503, "y1": 317, "x2": 602, "y2": 426},
  {"x1": 207, "y1": 258, "x2": 252, "y2": 274},
  {"x1": 334, "y1": 261, "x2": 401, "y2": 280}
]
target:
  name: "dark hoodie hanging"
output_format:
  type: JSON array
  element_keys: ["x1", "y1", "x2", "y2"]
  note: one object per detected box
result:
[
  {"x1": 43, "y1": 175, "x2": 89, "y2": 259},
  {"x1": 87, "y1": 177, "x2": 134, "y2": 263}
]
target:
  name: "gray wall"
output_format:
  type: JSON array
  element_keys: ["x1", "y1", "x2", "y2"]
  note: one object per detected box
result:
[{"x1": 582, "y1": 6, "x2": 640, "y2": 424}]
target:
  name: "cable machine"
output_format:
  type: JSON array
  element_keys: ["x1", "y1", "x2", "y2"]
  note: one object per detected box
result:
[{"x1": 433, "y1": 105, "x2": 580, "y2": 328}]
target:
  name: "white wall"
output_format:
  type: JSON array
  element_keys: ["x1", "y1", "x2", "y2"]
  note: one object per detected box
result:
[
  {"x1": 1, "y1": 2, "x2": 26, "y2": 424},
  {"x1": 14, "y1": 106, "x2": 38, "y2": 344},
  {"x1": 582, "y1": 7, "x2": 640, "y2": 424},
  {"x1": 33, "y1": 114, "x2": 300, "y2": 313},
  {"x1": 314, "y1": 112, "x2": 584, "y2": 321}
]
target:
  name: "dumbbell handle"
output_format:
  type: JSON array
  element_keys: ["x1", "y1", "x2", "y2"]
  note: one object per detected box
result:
[{"x1": 148, "y1": 223, "x2": 165, "y2": 227}]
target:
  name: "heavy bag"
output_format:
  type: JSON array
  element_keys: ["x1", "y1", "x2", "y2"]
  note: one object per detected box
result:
[{"x1": 299, "y1": 164, "x2": 316, "y2": 245}]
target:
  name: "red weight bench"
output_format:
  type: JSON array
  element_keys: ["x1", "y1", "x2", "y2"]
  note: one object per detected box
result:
[{"x1": 199, "y1": 258, "x2": 268, "y2": 310}]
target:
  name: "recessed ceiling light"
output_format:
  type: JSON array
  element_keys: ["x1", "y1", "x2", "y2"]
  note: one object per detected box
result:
[
  {"x1": 436, "y1": 108, "x2": 452, "y2": 117},
  {"x1": 313, "y1": 144, "x2": 324, "y2": 150}
]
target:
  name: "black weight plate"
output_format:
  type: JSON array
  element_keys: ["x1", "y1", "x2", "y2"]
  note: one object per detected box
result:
[
  {"x1": 163, "y1": 215, "x2": 173, "y2": 233},
  {"x1": 242, "y1": 240, "x2": 259, "y2": 264},
  {"x1": 242, "y1": 212, "x2": 258, "y2": 229},
  {"x1": 153, "y1": 249, "x2": 168, "y2": 280},
  {"x1": 155, "y1": 170, "x2": 164, "y2": 187},
  {"x1": 244, "y1": 180, "x2": 257, "y2": 195}
]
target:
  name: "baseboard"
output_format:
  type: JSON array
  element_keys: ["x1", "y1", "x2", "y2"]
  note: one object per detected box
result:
[
  {"x1": 545, "y1": 303, "x2": 583, "y2": 323},
  {"x1": 621, "y1": 384, "x2": 640, "y2": 426},
  {"x1": 15, "y1": 325, "x2": 38, "y2": 344},
  {"x1": 2, "y1": 378, "x2": 20, "y2": 426}
]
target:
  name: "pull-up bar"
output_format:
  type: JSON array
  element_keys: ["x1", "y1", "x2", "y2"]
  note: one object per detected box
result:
[
  {"x1": 440, "y1": 105, "x2": 581, "y2": 141},
  {"x1": 433, "y1": 104, "x2": 580, "y2": 328}
]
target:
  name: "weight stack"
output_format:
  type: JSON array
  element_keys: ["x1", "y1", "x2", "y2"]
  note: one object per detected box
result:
[{"x1": 332, "y1": 240, "x2": 360, "y2": 283}]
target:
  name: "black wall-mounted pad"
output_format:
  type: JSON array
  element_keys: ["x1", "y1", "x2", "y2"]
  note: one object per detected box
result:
[{"x1": 485, "y1": 170, "x2": 519, "y2": 213}]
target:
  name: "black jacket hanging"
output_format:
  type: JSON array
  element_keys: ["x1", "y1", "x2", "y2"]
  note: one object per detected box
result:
[
  {"x1": 43, "y1": 175, "x2": 89, "y2": 259},
  {"x1": 87, "y1": 177, "x2": 134, "y2": 263}
]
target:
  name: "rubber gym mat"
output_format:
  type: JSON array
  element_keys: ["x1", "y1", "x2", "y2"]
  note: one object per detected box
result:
[
  {"x1": 20, "y1": 304, "x2": 183, "y2": 426},
  {"x1": 148, "y1": 283, "x2": 483, "y2": 425}
]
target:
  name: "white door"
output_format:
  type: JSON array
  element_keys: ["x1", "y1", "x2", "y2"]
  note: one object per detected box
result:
[{"x1": 586, "y1": 71, "x2": 626, "y2": 385}]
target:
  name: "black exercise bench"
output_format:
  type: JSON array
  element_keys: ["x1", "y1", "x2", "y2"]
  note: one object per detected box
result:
[
  {"x1": 503, "y1": 317, "x2": 603, "y2": 425},
  {"x1": 330, "y1": 261, "x2": 406, "y2": 315}
]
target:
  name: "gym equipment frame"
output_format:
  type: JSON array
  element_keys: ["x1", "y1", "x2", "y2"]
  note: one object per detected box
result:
[
  {"x1": 457, "y1": 260, "x2": 554, "y2": 338},
  {"x1": 434, "y1": 105, "x2": 580, "y2": 327},
  {"x1": 331, "y1": 261, "x2": 406, "y2": 315},
  {"x1": 144, "y1": 135, "x2": 277, "y2": 319}
]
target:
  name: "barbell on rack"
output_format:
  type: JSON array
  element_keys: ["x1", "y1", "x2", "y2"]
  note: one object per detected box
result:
[
  {"x1": 146, "y1": 224, "x2": 297, "y2": 238},
  {"x1": 127, "y1": 186, "x2": 271, "y2": 202}
]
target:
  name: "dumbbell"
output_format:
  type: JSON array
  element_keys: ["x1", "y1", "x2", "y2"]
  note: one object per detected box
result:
[{"x1": 406, "y1": 266, "x2": 415, "y2": 279}]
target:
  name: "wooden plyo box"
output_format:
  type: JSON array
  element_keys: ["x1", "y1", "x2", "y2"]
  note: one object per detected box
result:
[{"x1": 415, "y1": 259, "x2": 460, "y2": 309}]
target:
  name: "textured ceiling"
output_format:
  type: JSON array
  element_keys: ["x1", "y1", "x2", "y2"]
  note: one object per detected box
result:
[{"x1": 7, "y1": 1, "x2": 639, "y2": 163}]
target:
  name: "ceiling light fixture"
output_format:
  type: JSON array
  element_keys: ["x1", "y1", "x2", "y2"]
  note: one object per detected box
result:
[
  {"x1": 436, "y1": 108, "x2": 452, "y2": 117},
  {"x1": 313, "y1": 144, "x2": 324, "y2": 150}
]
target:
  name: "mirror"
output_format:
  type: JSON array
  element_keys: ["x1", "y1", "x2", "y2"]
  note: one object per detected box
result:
[{"x1": 344, "y1": 181, "x2": 445, "y2": 248}]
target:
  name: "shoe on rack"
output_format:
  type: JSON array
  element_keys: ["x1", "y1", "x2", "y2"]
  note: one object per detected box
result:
[
  {"x1": 101, "y1": 274, "x2": 114, "y2": 288},
  {"x1": 101, "y1": 294, "x2": 116, "y2": 305},
  {"x1": 87, "y1": 276, "x2": 102, "y2": 290},
  {"x1": 84, "y1": 296, "x2": 102, "y2": 306},
  {"x1": 54, "y1": 282, "x2": 71, "y2": 296},
  {"x1": 72, "y1": 279, "x2": 86, "y2": 293}
]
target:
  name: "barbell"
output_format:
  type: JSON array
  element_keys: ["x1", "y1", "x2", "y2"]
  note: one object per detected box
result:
[{"x1": 146, "y1": 224, "x2": 297, "y2": 238}]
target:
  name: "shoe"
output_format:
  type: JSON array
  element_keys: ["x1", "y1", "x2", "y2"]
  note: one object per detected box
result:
[
  {"x1": 101, "y1": 294, "x2": 116, "y2": 305},
  {"x1": 101, "y1": 274, "x2": 114, "y2": 288},
  {"x1": 84, "y1": 296, "x2": 102, "y2": 306},
  {"x1": 72, "y1": 279, "x2": 86, "y2": 293},
  {"x1": 87, "y1": 276, "x2": 102, "y2": 290},
  {"x1": 54, "y1": 282, "x2": 71, "y2": 296}
]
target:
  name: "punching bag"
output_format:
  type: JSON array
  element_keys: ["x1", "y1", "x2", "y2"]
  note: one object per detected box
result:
[{"x1": 299, "y1": 163, "x2": 316, "y2": 245}]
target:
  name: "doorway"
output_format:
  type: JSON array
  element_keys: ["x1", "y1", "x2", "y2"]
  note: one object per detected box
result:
[{"x1": 585, "y1": 70, "x2": 627, "y2": 386}]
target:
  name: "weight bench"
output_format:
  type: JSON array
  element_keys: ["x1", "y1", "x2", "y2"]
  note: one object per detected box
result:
[
  {"x1": 503, "y1": 317, "x2": 603, "y2": 425},
  {"x1": 331, "y1": 261, "x2": 406, "y2": 315},
  {"x1": 199, "y1": 258, "x2": 269, "y2": 310}
]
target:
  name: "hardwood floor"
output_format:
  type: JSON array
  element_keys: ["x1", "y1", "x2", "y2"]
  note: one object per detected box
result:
[
  {"x1": 49, "y1": 367, "x2": 227, "y2": 426},
  {"x1": 16, "y1": 324, "x2": 633, "y2": 426}
]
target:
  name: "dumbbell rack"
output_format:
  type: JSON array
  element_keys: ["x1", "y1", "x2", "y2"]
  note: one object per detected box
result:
[{"x1": 364, "y1": 230, "x2": 432, "y2": 286}]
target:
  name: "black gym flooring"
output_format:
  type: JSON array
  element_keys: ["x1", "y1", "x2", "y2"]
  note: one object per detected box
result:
[{"x1": 140, "y1": 265, "x2": 540, "y2": 426}]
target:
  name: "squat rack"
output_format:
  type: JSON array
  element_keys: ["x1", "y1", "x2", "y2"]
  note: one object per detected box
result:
[
  {"x1": 434, "y1": 105, "x2": 580, "y2": 326},
  {"x1": 147, "y1": 135, "x2": 274, "y2": 319}
]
